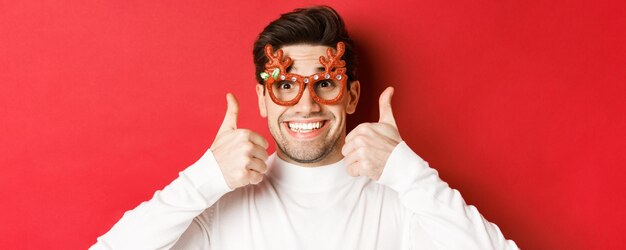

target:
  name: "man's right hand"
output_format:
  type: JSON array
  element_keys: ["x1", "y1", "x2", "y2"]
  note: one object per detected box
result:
[{"x1": 210, "y1": 93, "x2": 269, "y2": 189}]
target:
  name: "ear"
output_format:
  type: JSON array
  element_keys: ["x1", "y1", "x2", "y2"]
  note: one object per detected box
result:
[
  {"x1": 345, "y1": 80, "x2": 360, "y2": 114},
  {"x1": 256, "y1": 84, "x2": 268, "y2": 117}
]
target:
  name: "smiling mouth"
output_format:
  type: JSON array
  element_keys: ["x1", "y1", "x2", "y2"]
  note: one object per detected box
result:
[{"x1": 287, "y1": 121, "x2": 326, "y2": 133}]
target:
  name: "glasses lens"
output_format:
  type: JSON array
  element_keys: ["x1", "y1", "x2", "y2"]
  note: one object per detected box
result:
[
  {"x1": 313, "y1": 79, "x2": 342, "y2": 101},
  {"x1": 271, "y1": 80, "x2": 301, "y2": 102}
]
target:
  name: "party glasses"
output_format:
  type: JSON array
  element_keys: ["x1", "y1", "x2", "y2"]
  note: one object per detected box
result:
[{"x1": 260, "y1": 42, "x2": 348, "y2": 106}]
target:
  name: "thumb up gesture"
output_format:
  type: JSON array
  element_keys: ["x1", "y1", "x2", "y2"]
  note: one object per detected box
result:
[
  {"x1": 210, "y1": 93, "x2": 269, "y2": 189},
  {"x1": 341, "y1": 87, "x2": 402, "y2": 180}
]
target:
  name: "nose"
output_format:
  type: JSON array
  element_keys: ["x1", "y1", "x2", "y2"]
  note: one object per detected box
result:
[{"x1": 292, "y1": 87, "x2": 321, "y2": 114}]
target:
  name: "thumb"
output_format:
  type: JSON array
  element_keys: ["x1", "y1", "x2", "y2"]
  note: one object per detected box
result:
[
  {"x1": 218, "y1": 93, "x2": 239, "y2": 133},
  {"x1": 378, "y1": 87, "x2": 397, "y2": 127}
]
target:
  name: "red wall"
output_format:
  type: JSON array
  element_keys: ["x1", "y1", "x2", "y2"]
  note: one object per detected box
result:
[{"x1": 1, "y1": 1, "x2": 624, "y2": 249}]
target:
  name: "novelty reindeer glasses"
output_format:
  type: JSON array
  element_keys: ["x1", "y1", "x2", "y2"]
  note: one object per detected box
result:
[{"x1": 260, "y1": 42, "x2": 348, "y2": 106}]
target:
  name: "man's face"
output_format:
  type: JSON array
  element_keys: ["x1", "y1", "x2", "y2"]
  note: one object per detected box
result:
[{"x1": 256, "y1": 44, "x2": 360, "y2": 167}]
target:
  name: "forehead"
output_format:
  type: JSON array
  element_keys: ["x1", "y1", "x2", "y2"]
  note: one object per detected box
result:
[{"x1": 280, "y1": 44, "x2": 333, "y2": 74}]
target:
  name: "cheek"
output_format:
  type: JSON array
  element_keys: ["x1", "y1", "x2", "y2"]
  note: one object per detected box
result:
[
  {"x1": 329, "y1": 107, "x2": 347, "y2": 125},
  {"x1": 267, "y1": 106, "x2": 287, "y2": 126}
]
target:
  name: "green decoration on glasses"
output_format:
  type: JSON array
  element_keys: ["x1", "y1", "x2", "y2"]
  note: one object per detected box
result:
[{"x1": 271, "y1": 68, "x2": 280, "y2": 80}]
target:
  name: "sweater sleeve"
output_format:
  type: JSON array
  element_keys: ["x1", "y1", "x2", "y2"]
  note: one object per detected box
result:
[
  {"x1": 90, "y1": 149, "x2": 232, "y2": 250},
  {"x1": 377, "y1": 142, "x2": 519, "y2": 250}
]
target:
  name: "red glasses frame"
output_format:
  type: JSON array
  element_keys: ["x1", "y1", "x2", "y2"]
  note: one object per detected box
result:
[{"x1": 262, "y1": 42, "x2": 348, "y2": 106}]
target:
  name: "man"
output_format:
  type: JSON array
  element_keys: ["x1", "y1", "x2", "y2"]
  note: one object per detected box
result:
[{"x1": 92, "y1": 6, "x2": 518, "y2": 250}]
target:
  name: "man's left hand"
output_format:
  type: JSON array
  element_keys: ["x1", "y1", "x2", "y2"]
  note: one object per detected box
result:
[{"x1": 342, "y1": 87, "x2": 402, "y2": 180}]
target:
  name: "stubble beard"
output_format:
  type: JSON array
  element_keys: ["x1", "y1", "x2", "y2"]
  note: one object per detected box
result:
[{"x1": 270, "y1": 114, "x2": 342, "y2": 164}]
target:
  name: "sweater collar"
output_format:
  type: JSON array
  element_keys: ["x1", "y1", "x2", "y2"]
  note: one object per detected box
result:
[{"x1": 266, "y1": 153, "x2": 353, "y2": 193}]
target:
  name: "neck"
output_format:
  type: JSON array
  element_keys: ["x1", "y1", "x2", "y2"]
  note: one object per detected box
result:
[
  {"x1": 276, "y1": 149, "x2": 344, "y2": 167},
  {"x1": 266, "y1": 153, "x2": 353, "y2": 193}
]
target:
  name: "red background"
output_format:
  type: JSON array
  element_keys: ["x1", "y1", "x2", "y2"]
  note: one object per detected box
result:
[{"x1": 1, "y1": 0, "x2": 624, "y2": 249}]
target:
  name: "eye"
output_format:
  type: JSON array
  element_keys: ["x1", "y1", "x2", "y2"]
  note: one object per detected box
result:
[
  {"x1": 318, "y1": 80, "x2": 332, "y2": 88},
  {"x1": 278, "y1": 81, "x2": 294, "y2": 89}
]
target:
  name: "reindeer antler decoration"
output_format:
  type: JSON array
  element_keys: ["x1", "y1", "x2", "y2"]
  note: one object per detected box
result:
[
  {"x1": 319, "y1": 42, "x2": 346, "y2": 71},
  {"x1": 261, "y1": 42, "x2": 347, "y2": 82},
  {"x1": 261, "y1": 44, "x2": 293, "y2": 82}
]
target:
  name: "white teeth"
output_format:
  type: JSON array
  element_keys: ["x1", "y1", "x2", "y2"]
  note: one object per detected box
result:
[{"x1": 288, "y1": 122, "x2": 323, "y2": 132}]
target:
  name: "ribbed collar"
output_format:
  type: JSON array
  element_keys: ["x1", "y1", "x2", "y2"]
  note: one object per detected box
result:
[{"x1": 265, "y1": 153, "x2": 354, "y2": 193}]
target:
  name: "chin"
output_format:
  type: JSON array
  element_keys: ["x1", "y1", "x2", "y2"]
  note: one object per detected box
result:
[{"x1": 278, "y1": 133, "x2": 342, "y2": 165}]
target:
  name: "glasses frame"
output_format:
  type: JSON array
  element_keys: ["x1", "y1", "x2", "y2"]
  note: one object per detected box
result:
[
  {"x1": 262, "y1": 42, "x2": 348, "y2": 106},
  {"x1": 266, "y1": 69, "x2": 347, "y2": 106}
]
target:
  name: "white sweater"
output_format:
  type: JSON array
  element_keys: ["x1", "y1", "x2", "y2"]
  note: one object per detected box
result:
[{"x1": 91, "y1": 142, "x2": 519, "y2": 249}]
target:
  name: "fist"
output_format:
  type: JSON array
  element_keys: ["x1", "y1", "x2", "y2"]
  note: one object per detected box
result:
[
  {"x1": 342, "y1": 87, "x2": 402, "y2": 180},
  {"x1": 210, "y1": 93, "x2": 269, "y2": 189}
]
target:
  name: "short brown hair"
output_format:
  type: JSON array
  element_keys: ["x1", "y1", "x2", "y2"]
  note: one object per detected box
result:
[{"x1": 252, "y1": 6, "x2": 357, "y2": 86}]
